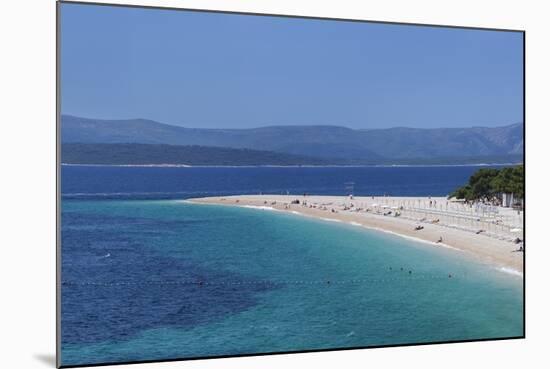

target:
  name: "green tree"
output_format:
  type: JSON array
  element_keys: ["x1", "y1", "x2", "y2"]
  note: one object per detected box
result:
[{"x1": 449, "y1": 165, "x2": 524, "y2": 203}]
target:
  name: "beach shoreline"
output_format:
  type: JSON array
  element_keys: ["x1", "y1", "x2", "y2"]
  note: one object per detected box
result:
[{"x1": 187, "y1": 195, "x2": 524, "y2": 276}]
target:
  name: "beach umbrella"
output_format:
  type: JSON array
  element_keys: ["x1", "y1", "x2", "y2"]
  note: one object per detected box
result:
[{"x1": 510, "y1": 228, "x2": 522, "y2": 233}]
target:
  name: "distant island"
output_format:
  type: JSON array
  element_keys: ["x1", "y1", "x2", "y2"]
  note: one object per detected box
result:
[
  {"x1": 61, "y1": 115, "x2": 524, "y2": 166},
  {"x1": 61, "y1": 143, "x2": 329, "y2": 166},
  {"x1": 62, "y1": 143, "x2": 523, "y2": 166}
]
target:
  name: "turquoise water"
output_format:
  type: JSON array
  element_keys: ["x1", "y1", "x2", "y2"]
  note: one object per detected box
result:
[{"x1": 61, "y1": 200, "x2": 523, "y2": 366}]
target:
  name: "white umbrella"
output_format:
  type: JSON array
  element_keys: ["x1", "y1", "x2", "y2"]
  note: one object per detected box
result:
[{"x1": 510, "y1": 228, "x2": 522, "y2": 233}]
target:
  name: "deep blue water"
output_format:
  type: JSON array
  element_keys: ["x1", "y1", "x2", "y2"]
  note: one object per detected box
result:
[
  {"x1": 61, "y1": 165, "x2": 508, "y2": 200},
  {"x1": 60, "y1": 166, "x2": 523, "y2": 366}
]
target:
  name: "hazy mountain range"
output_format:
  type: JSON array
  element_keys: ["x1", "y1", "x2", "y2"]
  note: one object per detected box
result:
[{"x1": 61, "y1": 115, "x2": 524, "y2": 165}]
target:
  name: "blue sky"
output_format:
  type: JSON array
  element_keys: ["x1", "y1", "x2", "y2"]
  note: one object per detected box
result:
[{"x1": 60, "y1": 3, "x2": 523, "y2": 129}]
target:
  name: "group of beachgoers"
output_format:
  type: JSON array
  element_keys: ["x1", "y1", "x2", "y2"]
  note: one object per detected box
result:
[
  {"x1": 256, "y1": 195, "x2": 525, "y2": 252},
  {"x1": 219, "y1": 192, "x2": 524, "y2": 253}
]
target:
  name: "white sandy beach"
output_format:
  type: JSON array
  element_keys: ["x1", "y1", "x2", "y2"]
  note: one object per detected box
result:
[{"x1": 188, "y1": 195, "x2": 524, "y2": 275}]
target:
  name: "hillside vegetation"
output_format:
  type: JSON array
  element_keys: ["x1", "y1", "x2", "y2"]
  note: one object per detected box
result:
[{"x1": 61, "y1": 143, "x2": 329, "y2": 166}]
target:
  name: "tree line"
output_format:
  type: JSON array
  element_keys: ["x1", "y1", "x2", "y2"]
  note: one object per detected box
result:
[{"x1": 449, "y1": 165, "x2": 524, "y2": 204}]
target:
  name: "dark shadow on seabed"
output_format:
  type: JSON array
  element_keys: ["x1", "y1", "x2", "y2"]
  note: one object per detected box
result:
[{"x1": 34, "y1": 353, "x2": 56, "y2": 367}]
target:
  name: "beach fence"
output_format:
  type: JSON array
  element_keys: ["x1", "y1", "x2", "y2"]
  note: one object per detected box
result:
[{"x1": 358, "y1": 197, "x2": 523, "y2": 243}]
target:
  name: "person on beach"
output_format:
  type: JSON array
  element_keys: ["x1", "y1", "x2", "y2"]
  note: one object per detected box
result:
[{"x1": 436, "y1": 236, "x2": 443, "y2": 243}]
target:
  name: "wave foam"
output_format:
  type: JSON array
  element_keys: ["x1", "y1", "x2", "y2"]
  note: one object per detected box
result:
[
  {"x1": 241, "y1": 205, "x2": 278, "y2": 211},
  {"x1": 497, "y1": 267, "x2": 523, "y2": 277},
  {"x1": 319, "y1": 217, "x2": 343, "y2": 223}
]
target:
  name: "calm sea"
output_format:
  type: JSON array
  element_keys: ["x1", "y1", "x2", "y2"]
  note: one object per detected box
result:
[
  {"x1": 60, "y1": 166, "x2": 523, "y2": 366},
  {"x1": 61, "y1": 165, "x2": 514, "y2": 199}
]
